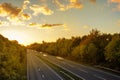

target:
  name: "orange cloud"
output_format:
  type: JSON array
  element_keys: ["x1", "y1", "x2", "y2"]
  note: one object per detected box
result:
[
  {"x1": 0, "y1": 2, "x2": 31, "y2": 21},
  {"x1": 83, "y1": 25, "x2": 90, "y2": 29},
  {"x1": 23, "y1": 0, "x2": 30, "y2": 10},
  {"x1": 29, "y1": 22, "x2": 38, "y2": 27},
  {"x1": 0, "y1": 3, "x2": 21, "y2": 18},
  {"x1": 41, "y1": 23, "x2": 64, "y2": 28},
  {"x1": 68, "y1": 0, "x2": 83, "y2": 9},
  {"x1": 0, "y1": 20, "x2": 10, "y2": 27},
  {"x1": 22, "y1": 13, "x2": 31, "y2": 20},
  {"x1": 30, "y1": 5, "x2": 54, "y2": 16},
  {"x1": 89, "y1": 0, "x2": 96, "y2": 4},
  {"x1": 29, "y1": 22, "x2": 66, "y2": 29},
  {"x1": 54, "y1": 0, "x2": 83, "y2": 11},
  {"x1": 109, "y1": 0, "x2": 120, "y2": 3},
  {"x1": 0, "y1": 21, "x2": 2, "y2": 26},
  {"x1": 109, "y1": 0, "x2": 120, "y2": 11}
]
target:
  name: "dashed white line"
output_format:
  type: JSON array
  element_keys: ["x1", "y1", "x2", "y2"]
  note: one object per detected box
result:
[
  {"x1": 94, "y1": 74, "x2": 106, "y2": 80},
  {"x1": 79, "y1": 69, "x2": 88, "y2": 73},
  {"x1": 42, "y1": 74, "x2": 45, "y2": 78},
  {"x1": 54, "y1": 64, "x2": 86, "y2": 80},
  {"x1": 60, "y1": 71, "x2": 75, "y2": 80}
]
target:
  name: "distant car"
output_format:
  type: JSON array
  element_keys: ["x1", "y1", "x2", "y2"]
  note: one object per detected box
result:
[
  {"x1": 43, "y1": 54, "x2": 47, "y2": 56},
  {"x1": 40, "y1": 52, "x2": 42, "y2": 53}
]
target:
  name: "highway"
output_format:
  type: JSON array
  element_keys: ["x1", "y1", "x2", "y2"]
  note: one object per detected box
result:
[
  {"x1": 27, "y1": 50, "x2": 63, "y2": 80},
  {"x1": 27, "y1": 50, "x2": 120, "y2": 80},
  {"x1": 38, "y1": 52, "x2": 120, "y2": 80}
]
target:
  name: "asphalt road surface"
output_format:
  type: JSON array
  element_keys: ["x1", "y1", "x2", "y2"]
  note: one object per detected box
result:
[
  {"x1": 27, "y1": 50, "x2": 63, "y2": 80},
  {"x1": 27, "y1": 50, "x2": 120, "y2": 80},
  {"x1": 38, "y1": 52, "x2": 120, "y2": 80}
]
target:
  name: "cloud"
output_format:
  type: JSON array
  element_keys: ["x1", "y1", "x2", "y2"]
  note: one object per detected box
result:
[
  {"x1": 54, "y1": 0, "x2": 66, "y2": 11},
  {"x1": 30, "y1": 5, "x2": 54, "y2": 16},
  {"x1": 83, "y1": 25, "x2": 90, "y2": 29},
  {"x1": 89, "y1": 0, "x2": 96, "y2": 4},
  {"x1": 22, "y1": 13, "x2": 31, "y2": 20},
  {"x1": 0, "y1": 21, "x2": 3, "y2": 26},
  {"x1": 22, "y1": 0, "x2": 30, "y2": 10},
  {"x1": 68, "y1": 0, "x2": 83, "y2": 9},
  {"x1": 0, "y1": 20, "x2": 10, "y2": 27},
  {"x1": 41, "y1": 23, "x2": 63, "y2": 27},
  {"x1": 108, "y1": 0, "x2": 120, "y2": 11},
  {"x1": 0, "y1": 3, "x2": 21, "y2": 18},
  {"x1": 29, "y1": 22, "x2": 38, "y2": 27},
  {"x1": 29, "y1": 22, "x2": 66, "y2": 29},
  {"x1": 54, "y1": 0, "x2": 83, "y2": 11},
  {"x1": 109, "y1": 0, "x2": 120, "y2": 3},
  {"x1": 0, "y1": 2, "x2": 31, "y2": 22}
]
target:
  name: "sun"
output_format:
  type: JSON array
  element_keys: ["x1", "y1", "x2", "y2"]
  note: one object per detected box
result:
[{"x1": 1, "y1": 30, "x2": 28, "y2": 45}]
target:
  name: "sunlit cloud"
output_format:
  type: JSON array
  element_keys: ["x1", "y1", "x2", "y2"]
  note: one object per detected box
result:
[
  {"x1": 109, "y1": 0, "x2": 120, "y2": 3},
  {"x1": 62, "y1": 24, "x2": 70, "y2": 31},
  {"x1": 28, "y1": 22, "x2": 67, "y2": 29},
  {"x1": 89, "y1": 0, "x2": 96, "y2": 4},
  {"x1": 0, "y1": 2, "x2": 31, "y2": 22},
  {"x1": 0, "y1": 20, "x2": 10, "y2": 27},
  {"x1": 54, "y1": 0, "x2": 83, "y2": 11},
  {"x1": 39, "y1": 0, "x2": 47, "y2": 3},
  {"x1": 30, "y1": 5, "x2": 54, "y2": 16},
  {"x1": 41, "y1": 23, "x2": 63, "y2": 28},
  {"x1": 83, "y1": 25, "x2": 90, "y2": 29},
  {"x1": 54, "y1": 0, "x2": 66, "y2": 11},
  {"x1": 68, "y1": 0, "x2": 83, "y2": 9},
  {"x1": 7, "y1": 16, "x2": 21, "y2": 22},
  {"x1": 22, "y1": 0, "x2": 30, "y2": 10},
  {"x1": 10, "y1": 21, "x2": 26, "y2": 26},
  {"x1": 21, "y1": 13, "x2": 31, "y2": 20},
  {"x1": 0, "y1": 21, "x2": 3, "y2": 26},
  {"x1": 108, "y1": 0, "x2": 120, "y2": 11},
  {"x1": 29, "y1": 22, "x2": 38, "y2": 27},
  {"x1": 0, "y1": 3, "x2": 21, "y2": 17}
]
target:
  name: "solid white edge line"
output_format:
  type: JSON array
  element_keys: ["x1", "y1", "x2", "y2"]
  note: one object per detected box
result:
[
  {"x1": 60, "y1": 71, "x2": 75, "y2": 80},
  {"x1": 45, "y1": 58, "x2": 86, "y2": 80},
  {"x1": 42, "y1": 74, "x2": 45, "y2": 78},
  {"x1": 94, "y1": 74, "x2": 106, "y2": 80},
  {"x1": 36, "y1": 56, "x2": 64, "y2": 80}
]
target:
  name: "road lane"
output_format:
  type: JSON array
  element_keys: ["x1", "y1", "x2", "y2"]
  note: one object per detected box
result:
[
  {"x1": 38, "y1": 52, "x2": 120, "y2": 80},
  {"x1": 27, "y1": 50, "x2": 63, "y2": 80}
]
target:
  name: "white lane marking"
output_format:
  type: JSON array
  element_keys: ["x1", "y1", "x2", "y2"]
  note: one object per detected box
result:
[
  {"x1": 42, "y1": 74, "x2": 45, "y2": 78},
  {"x1": 53, "y1": 63, "x2": 86, "y2": 80},
  {"x1": 94, "y1": 74, "x2": 106, "y2": 80},
  {"x1": 36, "y1": 56, "x2": 63, "y2": 80},
  {"x1": 60, "y1": 71, "x2": 75, "y2": 80},
  {"x1": 38, "y1": 68, "x2": 41, "y2": 71},
  {"x1": 79, "y1": 69, "x2": 88, "y2": 73}
]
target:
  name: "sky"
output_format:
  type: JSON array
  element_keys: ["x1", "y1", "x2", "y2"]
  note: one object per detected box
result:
[{"x1": 0, "y1": 0, "x2": 120, "y2": 45}]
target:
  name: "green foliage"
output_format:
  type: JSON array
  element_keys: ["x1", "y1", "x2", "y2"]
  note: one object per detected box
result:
[
  {"x1": 105, "y1": 34, "x2": 120, "y2": 69},
  {"x1": 28, "y1": 29, "x2": 120, "y2": 70},
  {"x1": 0, "y1": 34, "x2": 27, "y2": 80}
]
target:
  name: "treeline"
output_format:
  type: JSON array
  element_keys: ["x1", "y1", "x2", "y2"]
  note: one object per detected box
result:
[
  {"x1": 0, "y1": 34, "x2": 27, "y2": 80},
  {"x1": 27, "y1": 29, "x2": 120, "y2": 70}
]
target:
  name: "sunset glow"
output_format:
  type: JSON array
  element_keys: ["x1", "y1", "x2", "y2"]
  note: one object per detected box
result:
[
  {"x1": 0, "y1": 0, "x2": 120, "y2": 45},
  {"x1": 1, "y1": 30, "x2": 28, "y2": 45}
]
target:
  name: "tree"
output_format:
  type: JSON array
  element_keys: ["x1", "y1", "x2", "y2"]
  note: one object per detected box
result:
[{"x1": 105, "y1": 34, "x2": 120, "y2": 69}]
